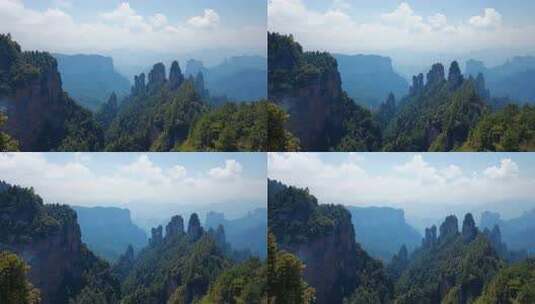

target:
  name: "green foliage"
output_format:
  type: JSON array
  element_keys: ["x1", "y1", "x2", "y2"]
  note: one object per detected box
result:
[
  {"x1": 0, "y1": 112, "x2": 18, "y2": 151},
  {"x1": 462, "y1": 104, "x2": 535, "y2": 151},
  {"x1": 267, "y1": 102, "x2": 300, "y2": 151},
  {"x1": 180, "y1": 101, "x2": 269, "y2": 152},
  {"x1": 475, "y1": 258, "x2": 535, "y2": 304},
  {"x1": 267, "y1": 232, "x2": 315, "y2": 304},
  {"x1": 0, "y1": 251, "x2": 41, "y2": 304},
  {"x1": 200, "y1": 257, "x2": 267, "y2": 304}
]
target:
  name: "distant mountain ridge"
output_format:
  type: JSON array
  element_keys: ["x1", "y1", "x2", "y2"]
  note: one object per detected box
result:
[
  {"x1": 346, "y1": 206, "x2": 421, "y2": 261},
  {"x1": 480, "y1": 209, "x2": 535, "y2": 254},
  {"x1": 54, "y1": 53, "x2": 130, "y2": 111},
  {"x1": 334, "y1": 54, "x2": 408, "y2": 109},
  {"x1": 73, "y1": 206, "x2": 147, "y2": 262}
]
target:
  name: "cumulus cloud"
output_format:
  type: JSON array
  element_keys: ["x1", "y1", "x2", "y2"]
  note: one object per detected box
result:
[
  {"x1": 268, "y1": 0, "x2": 535, "y2": 54},
  {"x1": 0, "y1": 153, "x2": 264, "y2": 211},
  {"x1": 268, "y1": 153, "x2": 535, "y2": 218},
  {"x1": 0, "y1": 1, "x2": 263, "y2": 55},
  {"x1": 187, "y1": 9, "x2": 220, "y2": 29},
  {"x1": 469, "y1": 8, "x2": 502, "y2": 29}
]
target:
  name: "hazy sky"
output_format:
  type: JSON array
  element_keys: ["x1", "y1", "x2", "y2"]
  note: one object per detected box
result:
[
  {"x1": 268, "y1": 0, "x2": 535, "y2": 68},
  {"x1": 0, "y1": 152, "x2": 266, "y2": 216},
  {"x1": 0, "y1": 0, "x2": 266, "y2": 59},
  {"x1": 268, "y1": 152, "x2": 535, "y2": 221}
]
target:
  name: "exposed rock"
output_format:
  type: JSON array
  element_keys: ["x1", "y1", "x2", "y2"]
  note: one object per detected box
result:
[
  {"x1": 194, "y1": 71, "x2": 207, "y2": 97},
  {"x1": 165, "y1": 215, "x2": 184, "y2": 239},
  {"x1": 147, "y1": 63, "x2": 166, "y2": 92},
  {"x1": 185, "y1": 59, "x2": 206, "y2": 77},
  {"x1": 187, "y1": 213, "x2": 203, "y2": 241},
  {"x1": 426, "y1": 63, "x2": 445, "y2": 87},
  {"x1": 376, "y1": 92, "x2": 397, "y2": 128},
  {"x1": 423, "y1": 225, "x2": 437, "y2": 248},
  {"x1": 475, "y1": 73, "x2": 490, "y2": 100},
  {"x1": 448, "y1": 61, "x2": 464, "y2": 90},
  {"x1": 462, "y1": 213, "x2": 478, "y2": 242},
  {"x1": 132, "y1": 73, "x2": 146, "y2": 95},
  {"x1": 150, "y1": 225, "x2": 163, "y2": 246},
  {"x1": 169, "y1": 61, "x2": 184, "y2": 90},
  {"x1": 410, "y1": 73, "x2": 424, "y2": 95},
  {"x1": 439, "y1": 215, "x2": 459, "y2": 241},
  {"x1": 214, "y1": 224, "x2": 226, "y2": 248}
]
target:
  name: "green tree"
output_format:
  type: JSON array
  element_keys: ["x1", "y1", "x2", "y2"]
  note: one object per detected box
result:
[
  {"x1": 0, "y1": 251, "x2": 40, "y2": 304},
  {"x1": 0, "y1": 113, "x2": 18, "y2": 151}
]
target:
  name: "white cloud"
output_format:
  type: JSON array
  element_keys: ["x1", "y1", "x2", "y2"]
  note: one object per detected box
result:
[
  {"x1": 484, "y1": 158, "x2": 519, "y2": 179},
  {"x1": 0, "y1": 1, "x2": 263, "y2": 56},
  {"x1": 469, "y1": 8, "x2": 502, "y2": 29},
  {"x1": 0, "y1": 153, "x2": 263, "y2": 213},
  {"x1": 208, "y1": 159, "x2": 243, "y2": 180},
  {"x1": 268, "y1": 0, "x2": 535, "y2": 54},
  {"x1": 268, "y1": 153, "x2": 535, "y2": 218},
  {"x1": 187, "y1": 9, "x2": 220, "y2": 29}
]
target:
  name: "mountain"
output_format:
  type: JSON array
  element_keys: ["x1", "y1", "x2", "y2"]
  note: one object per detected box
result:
[
  {"x1": 268, "y1": 32, "x2": 382, "y2": 151},
  {"x1": 334, "y1": 54, "x2": 408, "y2": 109},
  {"x1": 205, "y1": 208, "x2": 267, "y2": 258},
  {"x1": 384, "y1": 61, "x2": 487, "y2": 151},
  {"x1": 120, "y1": 213, "x2": 266, "y2": 303},
  {"x1": 268, "y1": 179, "x2": 392, "y2": 304},
  {"x1": 53, "y1": 54, "x2": 130, "y2": 111},
  {"x1": 0, "y1": 34, "x2": 104, "y2": 151},
  {"x1": 346, "y1": 206, "x2": 421, "y2": 261},
  {"x1": 394, "y1": 214, "x2": 503, "y2": 304},
  {"x1": 480, "y1": 210, "x2": 535, "y2": 255},
  {"x1": 466, "y1": 56, "x2": 535, "y2": 103},
  {"x1": 184, "y1": 56, "x2": 267, "y2": 102},
  {"x1": 0, "y1": 181, "x2": 120, "y2": 304},
  {"x1": 72, "y1": 206, "x2": 147, "y2": 262}
]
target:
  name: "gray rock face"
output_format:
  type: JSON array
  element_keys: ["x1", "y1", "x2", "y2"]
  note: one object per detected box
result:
[
  {"x1": 147, "y1": 63, "x2": 166, "y2": 92},
  {"x1": 165, "y1": 215, "x2": 184, "y2": 239},
  {"x1": 462, "y1": 213, "x2": 478, "y2": 242},
  {"x1": 169, "y1": 61, "x2": 184, "y2": 90},
  {"x1": 133, "y1": 73, "x2": 146, "y2": 95},
  {"x1": 150, "y1": 225, "x2": 163, "y2": 246},
  {"x1": 448, "y1": 61, "x2": 464, "y2": 90},
  {"x1": 410, "y1": 73, "x2": 424, "y2": 95},
  {"x1": 426, "y1": 63, "x2": 445, "y2": 87},
  {"x1": 439, "y1": 215, "x2": 459, "y2": 241},
  {"x1": 187, "y1": 213, "x2": 203, "y2": 241},
  {"x1": 423, "y1": 225, "x2": 437, "y2": 248}
]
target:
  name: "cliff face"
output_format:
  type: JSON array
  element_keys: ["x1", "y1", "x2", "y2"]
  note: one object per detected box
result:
[
  {"x1": 0, "y1": 181, "x2": 118, "y2": 304},
  {"x1": 0, "y1": 34, "x2": 103, "y2": 151}
]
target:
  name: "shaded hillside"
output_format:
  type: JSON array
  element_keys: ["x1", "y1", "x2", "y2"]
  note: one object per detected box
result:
[
  {"x1": 466, "y1": 57, "x2": 535, "y2": 104},
  {"x1": 334, "y1": 54, "x2": 408, "y2": 109},
  {"x1": 480, "y1": 210, "x2": 535, "y2": 254},
  {"x1": 268, "y1": 179, "x2": 392, "y2": 304},
  {"x1": 346, "y1": 206, "x2": 421, "y2": 261},
  {"x1": 384, "y1": 62, "x2": 487, "y2": 151},
  {"x1": 73, "y1": 206, "x2": 147, "y2": 262},
  {"x1": 205, "y1": 208, "x2": 267, "y2": 258},
  {"x1": 394, "y1": 214, "x2": 503, "y2": 304},
  {"x1": 54, "y1": 54, "x2": 130, "y2": 111},
  {"x1": 268, "y1": 32, "x2": 381, "y2": 151},
  {"x1": 0, "y1": 34, "x2": 104, "y2": 151},
  {"x1": 0, "y1": 181, "x2": 120, "y2": 304}
]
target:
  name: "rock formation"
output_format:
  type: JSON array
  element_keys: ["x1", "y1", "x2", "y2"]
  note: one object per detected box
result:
[
  {"x1": 132, "y1": 73, "x2": 146, "y2": 95},
  {"x1": 462, "y1": 213, "x2": 478, "y2": 242},
  {"x1": 169, "y1": 61, "x2": 184, "y2": 90},
  {"x1": 410, "y1": 73, "x2": 425, "y2": 95},
  {"x1": 187, "y1": 213, "x2": 203, "y2": 241},
  {"x1": 439, "y1": 215, "x2": 459, "y2": 242},
  {"x1": 423, "y1": 225, "x2": 437, "y2": 248},
  {"x1": 147, "y1": 63, "x2": 166, "y2": 92},
  {"x1": 165, "y1": 215, "x2": 184, "y2": 239},
  {"x1": 426, "y1": 63, "x2": 445, "y2": 87},
  {"x1": 150, "y1": 225, "x2": 163, "y2": 246},
  {"x1": 448, "y1": 61, "x2": 464, "y2": 90}
]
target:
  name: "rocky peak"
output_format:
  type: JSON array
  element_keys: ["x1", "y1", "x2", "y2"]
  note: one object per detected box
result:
[
  {"x1": 426, "y1": 63, "x2": 445, "y2": 87},
  {"x1": 448, "y1": 61, "x2": 464, "y2": 90},
  {"x1": 439, "y1": 215, "x2": 459, "y2": 241},
  {"x1": 462, "y1": 213, "x2": 478, "y2": 242},
  {"x1": 165, "y1": 215, "x2": 184, "y2": 239},
  {"x1": 423, "y1": 225, "x2": 437, "y2": 248},
  {"x1": 147, "y1": 62, "x2": 166, "y2": 92},
  {"x1": 398, "y1": 244, "x2": 408, "y2": 262},
  {"x1": 150, "y1": 225, "x2": 163, "y2": 246},
  {"x1": 132, "y1": 73, "x2": 146, "y2": 95},
  {"x1": 475, "y1": 73, "x2": 490, "y2": 100},
  {"x1": 107, "y1": 92, "x2": 118, "y2": 108},
  {"x1": 168, "y1": 61, "x2": 184, "y2": 90},
  {"x1": 124, "y1": 244, "x2": 134, "y2": 261},
  {"x1": 490, "y1": 225, "x2": 502, "y2": 245},
  {"x1": 215, "y1": 224, "x2": 226, "y2": 247},
  {"x1": 187, "y1": 213, "x2": 203, "y2": 241},
  {"x1": 410, "y1": 73, "x2": 424, "y2": 95}
]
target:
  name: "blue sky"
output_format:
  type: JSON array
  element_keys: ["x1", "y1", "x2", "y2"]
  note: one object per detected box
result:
[
  {"x1": 0, "y1": 153, "x2": 267, "y2": 218},
  {"x1": 269, "y1": 152, "x2": 535, "y2": 221},
  {"x1": 269, "y1": 0, "x2": 535, "y2": 68}
]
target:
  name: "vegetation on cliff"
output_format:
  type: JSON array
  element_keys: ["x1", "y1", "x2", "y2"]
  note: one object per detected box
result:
[{"x1": 0, "y1": 251, "x2": 40, "y2": 304}]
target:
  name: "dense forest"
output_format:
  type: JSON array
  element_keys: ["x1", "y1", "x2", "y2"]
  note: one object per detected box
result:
[
  {"x1": 0, "y1": 181, "x2": 267, "y2": 304},
  {"x1": 268, "y1": 179, "x2": 535, "y2": 304},
  {"x1": 0, "y1": 33, "x2": 275, "y2": 152},
  {"x1": 267, "y1": 32, "x2": 535, "y2": 152}
]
